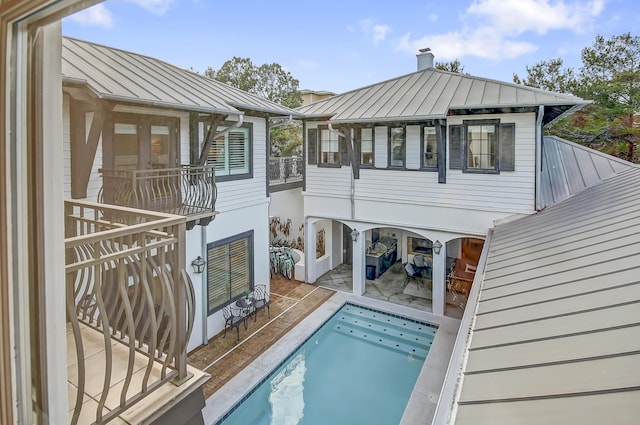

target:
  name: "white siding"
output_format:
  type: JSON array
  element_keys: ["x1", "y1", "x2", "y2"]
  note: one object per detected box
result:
[
  {"x1": 304, "y1": 113, "x2": 537, "y2": 234},
  {"x1": 214, "y1": 115, "x2": 268, "y2": 212}
]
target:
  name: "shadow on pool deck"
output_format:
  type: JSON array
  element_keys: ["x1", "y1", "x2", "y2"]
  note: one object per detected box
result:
[{"x1": 187, "y1": 276, "x2": 335, "y2": 399}]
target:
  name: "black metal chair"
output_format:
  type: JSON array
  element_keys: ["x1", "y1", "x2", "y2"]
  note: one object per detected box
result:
[
  {"x1": 403, "y1": 262, "x2": 423, "y2": 289},
  {"x1": 252, "y1": 284, "x2": 271, "y2": 319},
  {"x1": 222, "y1": 305, "x2": 246, "y2": 341}
]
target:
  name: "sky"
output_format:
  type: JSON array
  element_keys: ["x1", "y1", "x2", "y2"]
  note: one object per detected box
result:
[{"x1": 61, "y1": 0, "x2": 639, "y2": 94}]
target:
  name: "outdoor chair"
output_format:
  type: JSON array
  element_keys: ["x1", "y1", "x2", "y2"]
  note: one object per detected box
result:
[
  {"x1": 413, "y1": 255, "x2": 432, "y2": 276},
  {"x1": 252, "y1": 284, "x2": 271, "y2": 319},
  {"x1": 222, "y1": 305, "x2": 246, "y2": 341},
  {"x1": 403, "y1": 262, "x2": 422, "y2": 289}
]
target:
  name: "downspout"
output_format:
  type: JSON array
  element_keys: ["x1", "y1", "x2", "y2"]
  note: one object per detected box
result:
[
  {"x1": 269, "y1": 114, "x2": 293, "y2": 129},
  {"x1": 201, "y1": 225, "x2": 208, "y2": 345},
  {"x1": 214, "y1": 114, "x2": 244, "y2": 139},
  {"x1": 328, "y1": 122, "x2": 356, "y2": 220},
  {"x1": 535, "y1": 105, "x2": 544, "y2": 211}
]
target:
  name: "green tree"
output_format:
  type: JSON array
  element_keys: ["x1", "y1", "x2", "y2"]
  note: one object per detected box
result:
[
  {"x1": 513, "y1": 58, "x2": 577, "y2": 94},
  {"x1": 515, "y1": 33, "x2": 640, "y2": 162},
  {"x1": 207, "y1": 57, "x2": 302, "y2": 109},
  {"x1": 435, "y1": 59, "x2": 466, "y2": 74}
]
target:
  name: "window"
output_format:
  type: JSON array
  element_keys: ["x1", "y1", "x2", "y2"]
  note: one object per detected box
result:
[
  {"x1": 359, "y1": 128, "x2": 374, "y2": 166},
  {"x1": 467, "y1": 124, "x2": 496, "y2": 170},
  {"x1": 422, "y1": 126, "x2": 437, "y2": 168},
  {"x1": 207, "y1": 231, "x2": 253, "y2": 314},
  {"x1": 206, "y1": 123, "x2": 252, "y2": 180},
  {"x1": 389, "y1": 126, "x2": 405, "y2": 167},
  {"x1": 320, "y1": 127, "x2": 340, "y2": 164},
  {"x1": 449, "y1": 120, "x2": 515, "y2": 173}
]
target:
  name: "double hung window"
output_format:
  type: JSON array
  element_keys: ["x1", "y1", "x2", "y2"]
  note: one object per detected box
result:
[
  {"x1": 422, "y1": 126, "x2": 438, "y2": 169},
  {"x1": 207, "y1": 231, "x2": 253, "y2": 314},
  {"x1": 449, "y1": 119, "x2": 515, "y2": 173},
  {"x1": 389, "y1": 126, "x2": 405, "y2": 167},
  {"x1": 320, "y1": 128, "x2": 340, "y2": 164},
  {"x1": 359, "y1": 128, "x2": 374, "y2": 166}
]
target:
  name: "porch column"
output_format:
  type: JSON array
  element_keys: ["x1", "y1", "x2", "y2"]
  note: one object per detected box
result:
[
  {"x1": 305, "y1": 219, "x2": 318, "y2": 283},
  {"x1": 432, "y1": 242, "x2": 446, "y2": 316},
  {"x1": 352, "y1": 229, "x2": 365, "y2": 296}
]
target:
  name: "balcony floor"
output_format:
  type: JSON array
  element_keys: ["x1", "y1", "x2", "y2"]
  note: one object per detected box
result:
[{"x1": 67, "y1": 323, "x2": 209, "y2": 425}]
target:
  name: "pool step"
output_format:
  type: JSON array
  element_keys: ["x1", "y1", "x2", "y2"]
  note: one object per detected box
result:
[{"x1": 333, "y1": 306, "x2": 436, "y2": 359}]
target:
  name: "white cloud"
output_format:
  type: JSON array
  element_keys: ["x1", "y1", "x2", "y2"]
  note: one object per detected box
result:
[
  {"x1": 372, "y1": 24, "x2": 391, "y2": 45},
  {"x1": 358, "y1": 19, "x2": 392, "y2": 45},
  {"x1": 67, "y1": 3, "x2": 113, "y2": 28},
  {"x1": 125, "y1": 0, "x2": 175, "y2": 15},
  {"x1": 396, "y1": 0, "x2": 604, "y2": 60}
]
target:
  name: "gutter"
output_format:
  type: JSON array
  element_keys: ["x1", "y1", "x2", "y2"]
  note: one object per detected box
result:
[
  {"x1": 201, "y1": 225, "x2": 208, "y2": 345},
  {"x1": 431, "y1": 228, "x2": 494, "y2": 425},
  {"x1": 535, "y1": 105, "x2": 544, "y2": 211},
  {"x1": 213, "y1": 114, "x2": 244, "y2": 139}
]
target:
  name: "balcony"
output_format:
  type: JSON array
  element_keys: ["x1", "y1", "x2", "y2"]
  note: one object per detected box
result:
[
  {"x1": 65, "y1": 200, "x2": 208, "y2": 424},
  {"x1": 269, "y1": 157, "x2": 303, "y2": 192},
  {"x1": 99, "y1": 165, "x2": 218, "y2": 228}
]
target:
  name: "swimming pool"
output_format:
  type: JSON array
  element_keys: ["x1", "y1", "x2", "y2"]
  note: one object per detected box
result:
[{"x1": 216, "y1": 303, "x2": 437, "y2": 425}]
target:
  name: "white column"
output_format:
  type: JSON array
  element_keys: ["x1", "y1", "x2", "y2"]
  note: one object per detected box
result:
[
  {"x1": 432, "y1": 241, "x2": 446, "y2": 316},
  {"x1": 305, "y1": 219, "x2": 317, "y2": 283},
  {"x1": 352, "y1": 229, "x2": 365, "y2": 296}
]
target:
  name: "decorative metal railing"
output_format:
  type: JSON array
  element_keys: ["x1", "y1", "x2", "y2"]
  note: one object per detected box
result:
[
  {"x1": 269, "y1": 157, "x2": 303, "y2": 186},
  {"x1": 65, "y1": 200, "x2": 195, "y2": 425},
  {"x1": 99, "y1": 165, "x2": 217, "y2": 220}
]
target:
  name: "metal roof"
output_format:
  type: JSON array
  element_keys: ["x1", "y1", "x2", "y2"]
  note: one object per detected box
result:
[
  {"x1": 540, "y1": 136, "x2": 633, "y2": 209},
  {"x1": 297, "y1": 68, "x2": 589, "y2": 124},
  {"x1": 452, "y1": 165, "x2": 640, "y2": 425},
  {"x1": 61, "y1": 37, "x2": 301, "y2": 117}
]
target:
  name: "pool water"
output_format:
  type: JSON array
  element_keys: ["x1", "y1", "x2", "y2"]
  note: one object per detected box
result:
[{"x1": 216, "y1": 303, "x2": 437, "y2": 425}]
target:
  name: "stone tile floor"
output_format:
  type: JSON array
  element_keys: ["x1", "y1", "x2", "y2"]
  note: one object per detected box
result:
[
  {"x1": 187, "y1": 276, "x2": 335, "y2": 399},
  {"x1": 316, "y1": 261, "x2": 464, "y2": 319}
]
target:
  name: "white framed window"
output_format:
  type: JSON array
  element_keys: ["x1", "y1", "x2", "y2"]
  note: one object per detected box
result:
[
  {"x1": 422, "y1": 126, "x2": 438, "y2": 168},
  {"x1": 389, "y1": 126, "x2": 405, "y2": 167},
  {"x1": 320, "y1": 128, "x2": 340, "y2": 164},
  {"x1": 207, "y1": 124, "x2": 252, "y2": 180},
  {"x1": 360, "y1": 128, "x2": 374, "y2": 166}
]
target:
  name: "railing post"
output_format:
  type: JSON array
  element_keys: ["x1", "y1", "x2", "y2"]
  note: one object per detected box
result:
[{"x1": 173, "y1": 220, "x2": 188, "y2": 381}]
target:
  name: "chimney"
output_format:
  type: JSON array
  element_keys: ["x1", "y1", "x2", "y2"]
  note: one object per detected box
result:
[{"x1": 417, "y1": 47, "x2": 434, "y2": 71}]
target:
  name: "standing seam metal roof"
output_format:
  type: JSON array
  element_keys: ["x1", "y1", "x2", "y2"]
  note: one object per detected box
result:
[
  {"x1": 298, "y1": 68, "x2": 589, "y2": 123},
  {"x1": 453, "y1": 165, "x2": 640, "y2": 425},
  {"x1": 61, "y1": 37, "x2": 301, "y2": 117}
]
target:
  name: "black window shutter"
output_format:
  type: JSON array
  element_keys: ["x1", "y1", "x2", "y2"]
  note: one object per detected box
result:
[
  {"x1": 340, "y1": 134, "x2": 350, "y2": 166},
  {"x1": 308, "y1": 128, "x2": 318, "y2": 165},
  {"x1": 500, "y1": 123, "x2": 515, "y2": 171},
  {"x1": 449, "y1": 125, "x2": 463, "y2": 169}
]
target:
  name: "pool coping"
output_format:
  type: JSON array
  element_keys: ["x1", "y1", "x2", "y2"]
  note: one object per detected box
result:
[{"x1": 202, "y1": 291, "x2": 461, "y2": 425}]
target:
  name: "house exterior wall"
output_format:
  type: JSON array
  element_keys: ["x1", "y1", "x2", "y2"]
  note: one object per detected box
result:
[
  {"x1": 269, "y1": 187, "x2": 304, "y2": 247},
  {"x1": 304, "y1": 112, "x2": 537, "y2": 236}
]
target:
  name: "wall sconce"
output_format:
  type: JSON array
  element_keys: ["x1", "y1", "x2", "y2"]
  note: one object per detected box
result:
[
  {"x1": 350, "y1": 228, "x2": 359, "y2": 242},
  {"x1": 433, "y1": 240, "x2": 442, "y2": 255},
  {"x1": 191, "y1": 256, "x2": 206, "y2": 274}
]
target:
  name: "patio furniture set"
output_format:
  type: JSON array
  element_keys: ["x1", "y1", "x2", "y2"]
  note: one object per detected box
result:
[{"x1": 222, "y1": 284, "x2": 271, "y2": 341}]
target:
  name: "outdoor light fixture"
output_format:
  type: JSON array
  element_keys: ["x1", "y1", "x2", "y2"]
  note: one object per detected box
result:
[
  {"x1": 433, "y1": 240, "x2": 442, "y2": 255},
  {"x1": 350, "y1": 228, "x2": 359, "y2": 242},
  {"x1": 191, "y1": 256, "x2": 206, "y2": 274}
]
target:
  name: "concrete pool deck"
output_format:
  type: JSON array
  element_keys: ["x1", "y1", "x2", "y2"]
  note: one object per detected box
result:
[{"x1": 200, "y1": 281, "x2": 460, "y2": 425}]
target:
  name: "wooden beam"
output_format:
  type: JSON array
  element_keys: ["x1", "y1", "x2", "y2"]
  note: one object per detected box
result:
[
  {"x1": 70, "y1": 101, "x2": 112, "y2": 198},
  {"x1": 196, "y1": 113, "x2": 225, "y2": 166}
]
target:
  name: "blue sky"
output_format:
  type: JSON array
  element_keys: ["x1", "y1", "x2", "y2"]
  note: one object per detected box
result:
[{"x1": 62, "y1": 0, "x2": 639, "y2": 94}]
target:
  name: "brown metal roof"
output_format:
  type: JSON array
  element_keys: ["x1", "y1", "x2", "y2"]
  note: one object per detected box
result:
[
  {"x1": 452, "y1": 166, "x2": 640, "y2": 425},
  {"x1": 297, "y1": 68, "x2": 588, "y2": 124},
  {"x1": 61, "y1": 37, "x2": 301, "y2": 117}
]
